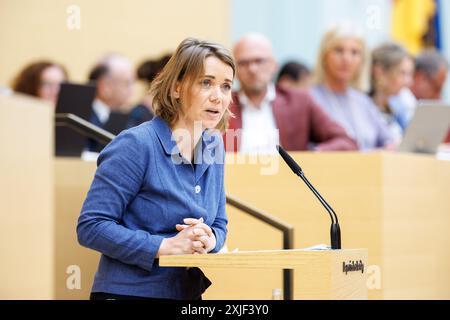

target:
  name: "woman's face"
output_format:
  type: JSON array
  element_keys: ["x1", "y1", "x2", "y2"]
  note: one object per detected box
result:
[
  {"x1": 325, "y1": 38, "x2": 363, "y2": 85},
  {"x1": 178, "y1": 56, "x2": 234, "y2": 130},
  {"x1": 38, "y1": 65, "x2": 66, "y2": 105},
  {"x1": 383, "y1": 57, "x2": 414, "y2": 96}
]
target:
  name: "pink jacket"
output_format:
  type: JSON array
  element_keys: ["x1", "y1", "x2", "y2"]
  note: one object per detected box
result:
[{"x1": 224, "y1": 86, "x2": 357, "y2": 152}]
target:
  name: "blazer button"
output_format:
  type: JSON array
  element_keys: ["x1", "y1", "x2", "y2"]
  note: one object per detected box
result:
[{"x1": 195, "y1": 185, "x2": 201, "y2": 194}]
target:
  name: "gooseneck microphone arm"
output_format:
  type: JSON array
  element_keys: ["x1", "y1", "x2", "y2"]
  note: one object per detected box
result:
[
  {"x1": 276, "y1": 145, "x2": 341, "y2": 249},
  {"x1": 298, "y1": 171, "x2": 338, "y2": 225}
]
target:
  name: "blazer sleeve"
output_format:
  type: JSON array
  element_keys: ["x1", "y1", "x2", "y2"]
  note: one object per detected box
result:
[
  {"x1": 307, "y1": 95, "x2": 358, "y2": 151},
  {"x1": 77, "y1": 130, "x2": 164, "y2": 272}
]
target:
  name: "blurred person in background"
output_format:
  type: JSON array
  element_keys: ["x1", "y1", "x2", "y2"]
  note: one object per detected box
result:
[
  {"x1": 11, "y1": 60, "x2": 68, "y2": 106},
  {"x1": 411, "y1": 49, "x2": 448, "y2": 100},
  {"x1": 410, "y1": 49, "x2": 450, "y2": 143},
  {"x1": 276, "y1": 60, "x2": 311, "y2": 90},
  {"x1": 227, "y1": 33, "x2": 357, "y2": 153},
  {"x1": 370, "y1": 42, "x2": 415, "y2": 143},
  {"x1": 310, "y1": 25, "x2": 394, "y2": 151},
  {"x1": 127, "y1": 54, "x2": 171, "y2": 128},
  {"x1": 86, "y1": 53, "x2": 135, "y2": 152}
]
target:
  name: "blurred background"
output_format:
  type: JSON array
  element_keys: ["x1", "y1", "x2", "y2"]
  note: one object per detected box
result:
[
  {"x1": 1, "y1": 0, "x2": 448, "y2": 105},
  {"x1": 1, "y1": 0, "x2": 450, "y2": 301}
]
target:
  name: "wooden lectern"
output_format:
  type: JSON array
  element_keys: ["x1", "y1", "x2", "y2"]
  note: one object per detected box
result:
[{"x1": 160, "y1": 248, "x2": 368, "y2": 300}]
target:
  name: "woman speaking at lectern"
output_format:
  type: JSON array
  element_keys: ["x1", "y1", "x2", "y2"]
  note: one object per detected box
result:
[{"x1": 77, "y1": 38, "x2": 234, "y2": 300}]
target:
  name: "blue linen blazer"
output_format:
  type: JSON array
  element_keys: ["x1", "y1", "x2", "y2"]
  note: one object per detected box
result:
[{"x1": 77, "y1": 116, "x2": 228, "y2": 299}]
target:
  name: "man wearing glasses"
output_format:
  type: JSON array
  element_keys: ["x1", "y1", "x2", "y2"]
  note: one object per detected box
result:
[{"x1": 224, "y1": 33, "x2": 357, "y2": 153}]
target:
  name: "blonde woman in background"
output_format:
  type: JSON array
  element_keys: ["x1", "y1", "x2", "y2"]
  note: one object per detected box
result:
[{"x1": 310, "y1": 25, "x2": 394, "y2": 150}]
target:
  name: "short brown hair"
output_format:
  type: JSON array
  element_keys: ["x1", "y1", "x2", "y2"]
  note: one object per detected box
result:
[
  {"x1": 150, "y1": 37, "x2": 235, "y2": 132},
  {"x1": 12, "y1": 61, "x2": 68, "y2": 96}
]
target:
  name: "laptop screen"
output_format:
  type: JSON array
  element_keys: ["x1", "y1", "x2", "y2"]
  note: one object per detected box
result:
[{"x1": 397, "y1": 101, "x2": 450, "y2": 154}]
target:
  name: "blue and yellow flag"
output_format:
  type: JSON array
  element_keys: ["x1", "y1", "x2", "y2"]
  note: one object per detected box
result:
[{"x1": 391, "y1": 0, "x2": 438, "y2": 54}]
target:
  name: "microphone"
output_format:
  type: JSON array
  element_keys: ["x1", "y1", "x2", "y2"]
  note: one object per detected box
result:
[{"x1": 276, "y1": 145, "x2": 341, "y2": 249}]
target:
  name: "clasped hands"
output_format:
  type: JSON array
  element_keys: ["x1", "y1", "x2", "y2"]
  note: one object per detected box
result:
[{"x1": 157, "y1": 217, "x2": 216, "y2": 256}]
